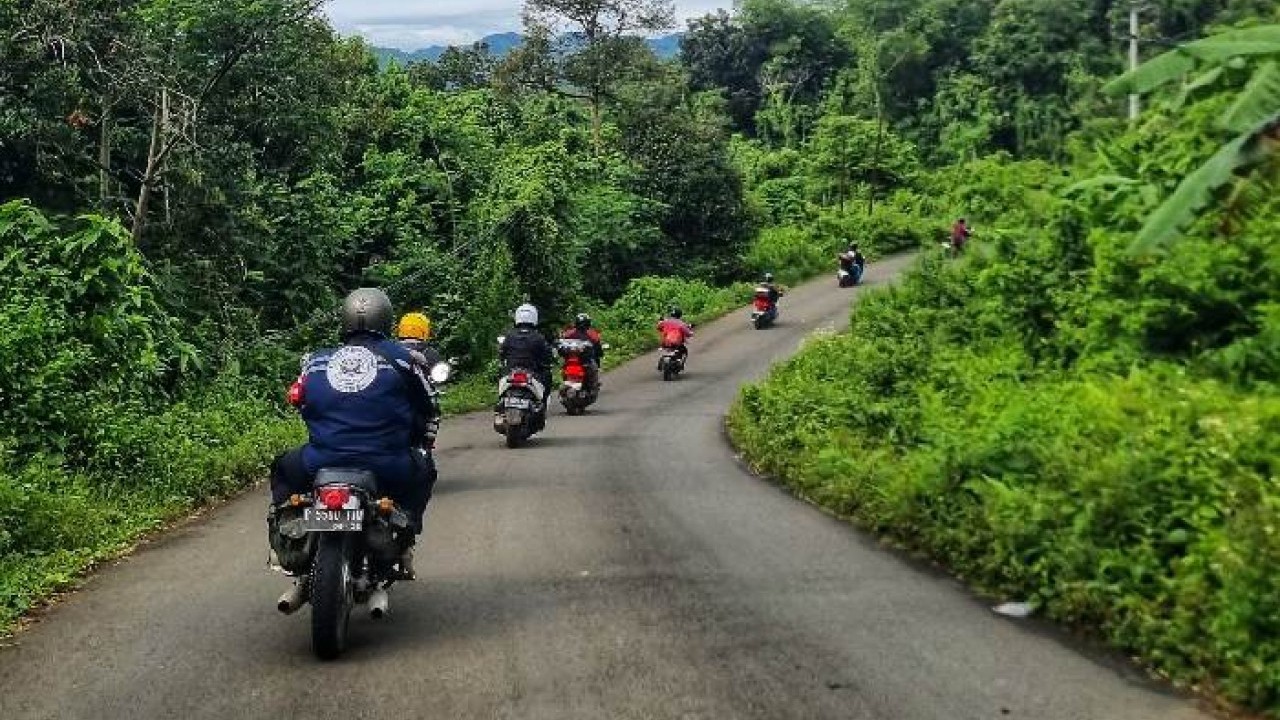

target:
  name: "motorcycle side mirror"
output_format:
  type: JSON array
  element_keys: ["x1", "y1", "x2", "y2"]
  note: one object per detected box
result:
[{"x1": 430, "y1": 362, "x2": 452, "y2": 384}]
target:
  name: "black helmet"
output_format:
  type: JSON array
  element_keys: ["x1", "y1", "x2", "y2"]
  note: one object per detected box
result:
[
  {"x1": 574, "y1": 313, "x2": 592, "y2": 331},
  {"x1": 340, "y1": 287, "x2": 394, "y2": 339},
  {"x1": 668, "y1": 305, "x2": 683, "y2": 319},
  {"x1": 763, "y1": 272, "x2": 774, "y2": 283},
  {"x1": 848, "y1": 242, "x2": 859, "y2": 251}
]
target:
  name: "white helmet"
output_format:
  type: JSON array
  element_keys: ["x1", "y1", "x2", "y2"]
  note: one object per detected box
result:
[{"x1": 514, "y1": 303, "x2": 539, "y2": 326}]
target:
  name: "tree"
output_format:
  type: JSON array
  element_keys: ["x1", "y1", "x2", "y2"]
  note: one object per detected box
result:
[
  {"x1": 681, "y1": 0, "x2": 847, "y2": 139},
  {"x1": 1103, "y1": 24, "x2": 1280, "y2": 252},
  {"x1": 510, "y1": 0, "x2": 676, "y2": 150},
  {"x1": 806, "y1": 114, "x2": 918, "y2": 209}
]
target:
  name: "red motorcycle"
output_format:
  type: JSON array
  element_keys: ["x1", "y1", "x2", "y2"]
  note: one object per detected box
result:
[{"x1": 557, "y1": 338, "x2": 599, "y2": 415}]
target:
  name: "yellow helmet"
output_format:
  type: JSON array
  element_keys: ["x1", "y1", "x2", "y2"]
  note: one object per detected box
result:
[{"x1": 397, "y1": 312, "x2": 431, "y2": 341}]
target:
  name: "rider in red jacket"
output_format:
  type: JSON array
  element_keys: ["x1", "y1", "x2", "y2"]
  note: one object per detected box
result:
[
  {"x1": 561, "y1": 313, "x2": 605, "y2": 389},
  {"x1": 657, "y1": 306, "x2": 694, "y2": 361}
]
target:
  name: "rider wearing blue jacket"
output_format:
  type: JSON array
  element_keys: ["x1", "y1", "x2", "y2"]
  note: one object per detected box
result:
[{"x1": 270, "y1": 288, "x2": 441, "y2": 574}]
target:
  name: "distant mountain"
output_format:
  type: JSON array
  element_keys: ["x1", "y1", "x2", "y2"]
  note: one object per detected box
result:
[{"x1": 371, "y1": 32, "x2": 683, "y2": 67}]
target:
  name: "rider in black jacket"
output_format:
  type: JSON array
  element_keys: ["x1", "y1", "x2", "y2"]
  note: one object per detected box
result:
[{"x1": 499, "y1": 303, "x2": 554, "y2": 403}]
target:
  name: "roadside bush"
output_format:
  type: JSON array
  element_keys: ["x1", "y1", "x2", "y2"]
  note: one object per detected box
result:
[
  {"x1": 731, "y1": 341, "x2": 1280, "y2": 710},
  {"x1": 744, "y1": 225, "x2": 834, "y2": 285},
  {"x1": 0, "y1": 383, "x2": 302, "y2": 628},
  {"x1": 593, "y1": 276, "x2": 752, "y2": 365}
]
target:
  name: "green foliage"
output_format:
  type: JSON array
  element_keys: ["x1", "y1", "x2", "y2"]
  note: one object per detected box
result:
[
  {"x1": 592, "y1": 276, "x2": 752, "y2": 363},
  {"x1": 731, "y1": 84, "x2": 1280, "y2": 713},
  {"x1": 1099, "y1": 25, "x2": 1280, "y2": 252},
  {"x1": 0, "y1": 380, "x2": 303, "y2": 628},
  {"x1": 0, "y1": 202, "x2": 189, "y2": 449}
]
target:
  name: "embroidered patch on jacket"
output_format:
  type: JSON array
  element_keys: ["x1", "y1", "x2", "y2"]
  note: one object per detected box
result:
[{"x1": 325, "y1": 345, "x2": 380, "y2": 393}]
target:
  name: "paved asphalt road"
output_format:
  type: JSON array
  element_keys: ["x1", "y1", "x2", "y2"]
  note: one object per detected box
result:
[{"x1": 0, "y1": 254, "x2": 1211, "y2": 720}]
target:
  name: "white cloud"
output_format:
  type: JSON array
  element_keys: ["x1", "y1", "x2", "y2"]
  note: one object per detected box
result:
[{"x1": 323, "y1": 0, "x2": 734, "y2": 49}]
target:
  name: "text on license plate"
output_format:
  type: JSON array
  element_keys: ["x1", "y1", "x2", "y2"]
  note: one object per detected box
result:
[
  {"x1": 303, "y1": 508, "x2": 364, "y2": 532},
  {"x1": 505, "y1": 398, "x2": 531, "y2": 408}
]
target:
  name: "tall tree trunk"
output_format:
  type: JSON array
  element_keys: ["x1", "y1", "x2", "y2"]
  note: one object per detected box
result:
[
  {"x1": 131, "y1": 89, "x2": 166, "y2": 243},
  {"x1": 591, "y1": 90, "x2": 602, "y2": 154},
  {"x1": 98, "y1": 104, "x2": 111, "y2": 210}
]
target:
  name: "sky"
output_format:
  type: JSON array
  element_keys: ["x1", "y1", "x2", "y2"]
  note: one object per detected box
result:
[{"x1": 323, "y1": 0, "x2": 733, "y2": 49}]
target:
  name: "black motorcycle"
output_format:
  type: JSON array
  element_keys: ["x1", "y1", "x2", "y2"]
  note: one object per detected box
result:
[
  {"x1": 273, "y1": 362, "x2": 451, "y2": 660},
  {"x1": 657, "y1": 346, "x2": 686, "y2": 381}
]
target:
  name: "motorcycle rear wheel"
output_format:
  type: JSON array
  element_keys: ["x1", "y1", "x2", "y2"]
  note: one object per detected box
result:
[
  {"x1": 505, "y1": 424, "x2": 525, "y2": 448},
  {"x1": 311, "y1": 534, "x2": 353, "y2": 660}
]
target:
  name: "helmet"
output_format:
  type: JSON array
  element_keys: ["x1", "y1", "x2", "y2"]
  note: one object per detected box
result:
[
  {"x1": 397, "y1": 312, "x2": 431, "y2": 341},
  {"x1": 763, "y1": 272, "x2": 774, "y2": 283},
  {"x1": 848, "y1": 242, "x2": 859, "y2": 251},
  {"x1": 341, "y1": 288, "x2": 394, "y2": 339},
  {"x1": 574, "y1": 313, "x2": 592, "y2": 331},
  {"x1": 668, "y1": 306, "x2": 683, "y2": 319},
  {"x1": 514, "y1": 303, "x2": 539, "y2": 326}
]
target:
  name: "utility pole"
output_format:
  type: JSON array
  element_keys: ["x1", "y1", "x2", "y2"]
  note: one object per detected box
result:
[{"x1": 1128, "y1": 1, "x2": 1140, "y2": 120}]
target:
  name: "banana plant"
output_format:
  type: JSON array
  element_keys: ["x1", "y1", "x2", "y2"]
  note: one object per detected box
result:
[{"x1": 1102, "y1": 25, "x2": 1280, "y2": 254}]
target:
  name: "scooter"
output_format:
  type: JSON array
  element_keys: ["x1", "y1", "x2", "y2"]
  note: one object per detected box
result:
[
  {"x1": 750, "y1": 287, "x2": 778, "y2": 329},
  {"x1": 837, "y1": 264, "x2": 863, "y2": 287},
  {"x1": 557, "y1": 338, "x2": 600, "y2": 415},
  {"x1": 492, "y1": 336, "x2": 547, "y2": 448}
]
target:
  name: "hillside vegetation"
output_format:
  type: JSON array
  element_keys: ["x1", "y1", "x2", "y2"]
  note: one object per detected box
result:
[{"x1": 722, "y1": 2, "x2": 1280, "y2": 714}]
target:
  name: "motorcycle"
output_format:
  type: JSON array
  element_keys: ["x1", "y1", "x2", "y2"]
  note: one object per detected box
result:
[
  {"x1": 657, "y1": 345, "x2": 686, "y2": 381},
  {"x1": 750, "y1": 286, "x2": 778, "y2": 329},
  {"x1": 274, "y1": 361, "x2": 451, "y2": 660},
  {"x1": 837, "y1": 264, "x2": 862, "y2": 287},
  {"x1": 492, "y1": 339, "x2": 547, "y2": 448},
  {"x1": 557, "y1": 338, "x2": 600, "y2": 415}
]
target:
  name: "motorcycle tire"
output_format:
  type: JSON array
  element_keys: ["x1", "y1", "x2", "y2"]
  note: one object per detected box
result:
[
  {"x1": 505, "y1": 424, "x2": 525, "y2": 449},
  {"x1": 311, "y1": 534, "x2": 353, "y2": 660}
]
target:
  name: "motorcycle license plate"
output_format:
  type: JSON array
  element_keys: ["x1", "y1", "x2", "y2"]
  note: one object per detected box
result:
[
  {"x1": 565, "y1": 382, "x2": 582, "y2": 390},
  {"x1": 505, "y1": 397, "x2": 531, "y2": 409},
  {"x1": 303, "y1": 508, "x2": 364, "y2": 532}
]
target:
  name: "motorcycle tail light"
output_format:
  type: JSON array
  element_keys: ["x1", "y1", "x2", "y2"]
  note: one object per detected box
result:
[
  {"x1": 318, "y1": 487, "x2": 351, "y2": 510},
  {"x1": 565, "y1": 360, "x2": 585, "y2": 382},
  {"x1": 511, "y1": 371, "x2": 529, "y2": 385},
  {"x1": 287, "y1": 380, "x2": 304, "y2": 407}
]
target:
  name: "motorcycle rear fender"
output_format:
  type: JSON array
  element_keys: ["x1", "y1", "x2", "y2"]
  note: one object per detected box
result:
[{"x1": 498, "y1": 374, "x2": 546, "y2": 398}]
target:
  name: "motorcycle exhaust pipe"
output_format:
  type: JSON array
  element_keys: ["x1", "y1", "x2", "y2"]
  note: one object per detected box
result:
[
  {"x1": 276, "y1": 583, "x2": 309, "y2": 615},
  {"x1": 368, "y1": 588, "x2": 390, "y2": 620}
]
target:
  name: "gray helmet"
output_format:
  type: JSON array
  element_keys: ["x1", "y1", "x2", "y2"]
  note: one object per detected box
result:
[{"x1": 340, "y1": 287, "x2": 394, "y2": 339}]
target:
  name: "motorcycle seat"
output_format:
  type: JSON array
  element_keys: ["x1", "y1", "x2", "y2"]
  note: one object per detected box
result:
[{"x1": 314, "y1": 467, "x2": 378, "y2": 493}]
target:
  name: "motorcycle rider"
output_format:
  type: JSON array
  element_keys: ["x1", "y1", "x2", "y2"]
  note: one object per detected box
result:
[
  {"x1": 657, "y1": 306, "x2": 694, "y2": 364},
  {"x1": 838, "y1": 243, "x2": 866, "y2": 283},
  {"x1": 397, "y1": 311, "x2": 443, "y2": 370},
  {"x1": 758, "y1": 272, "x2": 783, "y2": 321},
  {"x1": 560, "y1": 313, "x2": 605, "y2": 390},
  {"x1": 950, "y1": 217, "x2": 972, "y2": 256},
  {"x1": 498, "y1": 303, "x2": 554, "y2": 420},
  {"x1": 270, "y1": 288, "x2": 441, "y2": 578}
]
